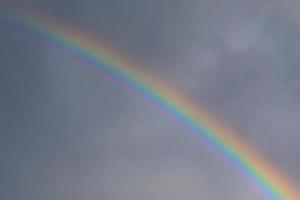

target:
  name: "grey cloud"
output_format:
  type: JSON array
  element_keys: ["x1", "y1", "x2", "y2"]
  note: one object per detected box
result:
[{"x1": 1, "y1": 0, "x2": 300, "y2": 199}]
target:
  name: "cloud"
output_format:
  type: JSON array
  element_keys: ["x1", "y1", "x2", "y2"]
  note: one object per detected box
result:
[{"x1": 1, "y1": 0, "x2": 300, "y2": 199}]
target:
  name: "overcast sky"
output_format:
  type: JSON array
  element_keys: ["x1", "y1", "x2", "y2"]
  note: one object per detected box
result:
[{"x1": 1, "y1": 0, "x2": 300, "y2": 199}]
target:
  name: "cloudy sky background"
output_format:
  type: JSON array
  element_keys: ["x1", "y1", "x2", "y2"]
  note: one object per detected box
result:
[{"x1": 1, "y1": 0, "x2": 300, "y2": 199}]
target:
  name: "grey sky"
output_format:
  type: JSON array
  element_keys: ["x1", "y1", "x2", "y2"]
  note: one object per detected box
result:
[{"x1": 1, "y1": 0, "x2": 300, "y2": 199}]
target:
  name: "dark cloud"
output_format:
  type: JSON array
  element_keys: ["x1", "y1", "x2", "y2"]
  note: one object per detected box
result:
[{"x1": 1, "y1": 0, "x2": 300, "y2": 199}]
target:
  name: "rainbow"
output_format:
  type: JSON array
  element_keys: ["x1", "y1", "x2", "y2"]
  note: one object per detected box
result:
[{"x1": 0, "y1": 4, "x2": 299, "y2": 200}]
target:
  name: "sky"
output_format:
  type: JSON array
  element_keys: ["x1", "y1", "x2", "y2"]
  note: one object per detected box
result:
[{"x1": 1, "y1": 0, "x2": 300, "y2": 199}]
